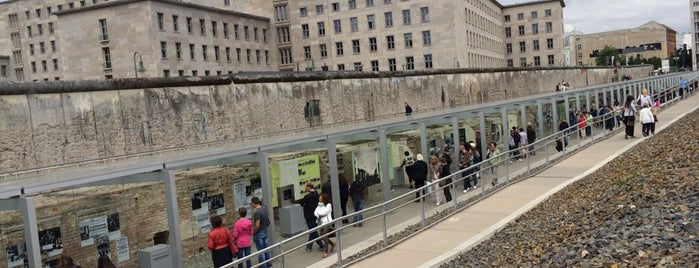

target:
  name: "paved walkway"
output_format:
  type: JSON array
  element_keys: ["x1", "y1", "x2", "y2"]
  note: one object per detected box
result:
[{"x1": 349, "y1": 92, "x2": 699, "y2": 268}]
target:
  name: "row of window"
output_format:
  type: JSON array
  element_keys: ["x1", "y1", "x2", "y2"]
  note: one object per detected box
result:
[
  {"x1": 506, "y1": 55, "x2": 555, "y2": 67},
  {"x1": 504, "y1": 9, "x2": 553, "y2": 22},
  {"x1": 29, "y1": 59, "x2": 59, "y2": 73},
  {"x1": 466, "y1": 0, "x2": 499, "y2": 19},
  {"x1": 505, "y1": 22, "x2": 554, "y2": 37},
  {"x1": 300, "y1": 32, "x2": 432, "y2": 60},
  {"x1": 505, "y1": 39, "x2": 555, "y2": 53},
  {"x1": 162, "y1": 69, "x2": 235, "y2": 78},
  {"x1": 25, "y1": 22, "x2": 55, "y2": 37},
  {"x1": 155, "y1": 13, "x2": 268, "y2": 42},
  {"x1": 27, "y1": 40, "x2": 57, "y2": 55},
  {"x1": 299, "y1": 4, "x2": 430, "y2": 25},
  {"x1": 325, "y1": 54, "x2": 434, "y2": 72},
  {"x1": 158, "y1": 42, "x2": 270, "y2": 64},
  {"x1": 300, "y1": 10, "x2": 429, "y2": 39},
  {"x1": 24, "y1": 0, "x2": 99, "y2": 20}
]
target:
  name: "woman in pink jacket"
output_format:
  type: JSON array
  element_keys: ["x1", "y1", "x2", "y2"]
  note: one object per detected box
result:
[{"x1": 232, "y1": 207, "x2": 254, "y2": 268}]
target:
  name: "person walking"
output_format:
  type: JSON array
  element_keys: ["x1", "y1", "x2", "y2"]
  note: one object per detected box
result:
[
  {"x1": 232, "y1": 208, "x2": 254, "y2": 268},
  {"x1": 518, "y1": 128, "x2": 528, "y2": 157},
  {"x1": 526, "y1": 124, "x2": 536, "y2": 156},
  {"x1": 251, "y1": 197, "x2": 272, "y2": 268},
  {"x1": 404, "y1": 102, "x2": 413, "y2": 116},
  {"x1": 314, "y1": 193, "x2": 336, "y2": 258},
  {"x1": 429, "y1": 155, "x2": 443, "y2": 205},
  {"x1": 349, "y1": 175, "x2": 366, "y2": 227},
  {"x1": 300, "y1": 182, "x2": 324, "y2": 252},
  {"x1": 459, "y1": 144, "x2": 474, "y2": 192},
  {"x1": 338, "y1": 174, "x2": 350, "y2": 224},
  {"x1": 486, "y1": 142, "x2": 502, "y2": 186},
  {"x1": 412, "y1": 154, "x2": 429, "y2": 201},
  {"x1": 558, "y1": 119, "x2": 570, "y2": 147},
  {"x1": 439, "y1": 156, "x2": 453, "y2": 202},
  {"x1": 637, "y1": 88, "x2": 653, "y2": 107},
  {"x1": 623, "y1": 95, "x2": 638, "y2": 139},
  {"x1": 469, "y1": 142, "x2": 481, "y2": 188},
  {"x1": 639, "y1": 102, "x2": 654, "y2": 137},
  {"x1": 398, "y1": 151, "x2": 415, "y2": 188},
  {"x1": 577, "y1": 112, "x2": 587, "y2": 139},
  {"x1": 207, "y1": 216, "x2": 236, "y2": 268}
]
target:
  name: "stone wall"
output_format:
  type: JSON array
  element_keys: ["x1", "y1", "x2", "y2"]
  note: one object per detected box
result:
[{"x1": 0, "y1": 66, "x2": 652, "y2": 173}]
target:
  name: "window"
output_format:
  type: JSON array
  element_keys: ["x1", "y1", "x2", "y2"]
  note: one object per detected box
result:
[
  {"x1": 422, "y1": 31, "x2": 431, "y2": 45},
  {"x1": 548, "y1": 55, "x2": 554, "y2": 65},
  {"x1": 337, "y1": 64, "x2": 345, "y2": 70},
  {"x1": 354, "y1": 62, "x2": 362, "y2": 71},
  {"x1": 402, "y1": 9, "x2": 411, "y2": 25},
  {"x1": 506, "y1": 43, "x2": 512, "y2": 53},
  {"x1": 369, "y1": 37, "x2": 377, "y2": 52},
  {"x1": 31, "y1": 62, "x2": 36, "y2": 73},
  {"x1": 12, "y1": 51, "x2": 22, "y2": 64},
  {"x1": 531, "y1": 11, "x2": 537, "y2": 18},
  {"x1": 1, "y1": 65, "x2": 6, "y2": 77},
  {"x1": 318, "y1": 22, "x2": 325, "y2": 36},
  {"x1": 304, "y1": 46, "x2": 312, "y2": 59},
  {"x1": 212, "y1": 21, "x2": 218, "y2": 37},
  {"x1": 387, "y1": 35, "x2": 395, "y2": 49},
  {"x1": 192, "y1": 70, "x2": 198, "y2": 76},
  {"x1": 189, "y1": 44, "x2": 195, "y2": 60},
  {"x1": 350, "y1": 17, "x2": 358, "y2": 32},
  {"x1": 224, "y1": 0, "x2": 230, "y2": 6},
  {"x1": 202, "y1": 45, "x2": 208, "y2": 61},
  {"x1": 320, "y1": 44, "x2": 328, "y2": 57},
  {"x1": 265, "y1": 50, "x2": 269, "y2": 64},
  {"x1": 27, "y1": 26, "x2": 32, "y2": 37},
  {"x1": 546, "y1": 22, "x2": 553, "y2": 33},
  {"x1": 8, "y1": 13, "x2": 18, "y2": 29},
  {"x1": 157, "y1": 13, "x2": 164, "y2": 30},
  {"x1": 404, "y1": 33, "x2": 413, "y2": 48},
  {"x1": 102, "y1": 47, "x2": 112, "y2": 69},
  {"x1": 302, "y1": 24, "x2": 309, "y2": 38},
  {"x1": 41, "y1": 60, "x2": 47, "y2": 71},
  {"x1": 52, "y1": 59, "x2": 58, "y2": 71},
  {"x1": 547, "y1": 38, "x2": 553, "y2": 49},
  {"x1": 225, "y1": 47, "x2": 231, "y2": 61},
  {"x1": 505, "y1": 27, "x2": 511, "y2": 37},
  {"x1": 504, "y1": 15, "x2": 510, "y2": 21},
  {"x1": 278, "y1": 26, "x2": 290, "y2": 43},
  {"x1": 370, "y1": 60, "x2": 379, "y2": 71},
  {"x1": 39, "y1": 42, "x2": 45, "y2": 54},
  {"x1": 405, "y1": 56, "x2": 414, "y2": 70},
  {"x1": 69, "y1": 2, "x2": 74, "y2": 9},
  {"x1": 275, "y1": 5, "x2": 289, "y2": 21},
  {"x1": 349, "y1": 0, "x2": 356, "y2": 9},
  {"x1": 58, "y1": 4, "x2": 63, "y2": 11},
  {"x1": 178, "y1": 70, "x2": 184, "y2": 77},
  {"x1": 384, "y1": 0, "x2": 392, "y2": 4},
  {"x1": 246, "y1": 49, "x2": 251, "y2": 63},
  {"x1": 420, "y1": 7, "x2": 429, "y2": 22},
  {"x1": 160, "y1": 42, "x2": 167, "y2": 58},
  {"x1": 518, "y1": 25, "x2": 525, "y2": 36},
  {"x1": 256, "y1": 50, "x2": 261, "y2": 63},
  {"x1": 520, "y1": 57, "x2": 527, "y2": 66},
  {"x1": 236, "y1": 48, "x2": 241, "y2": 62},
  {"x1": 162, "y1": 70, "x2": 170, "y2": 77},
  {"x1": 545, "y1": 9, "x2": 552, "y2": 16},
  {"x1": 37, "y1": 24, "x2": 43, "y2": 35},
  {"x1": 80, "y1": 0, "x2": 85, "y2": 7},
  {"x1": 352, "y1": 39, "x2": 360, "y2": 54},
  {"x1": 367, "y1": 15, "x2": 375, "y2": 29},
  {"x1": 385, "y1": 12, "x2": 393, "y2": 27},
  {"x1": 424, "y1": 54, "x2": 433, "y2": 69},
  {"x1": 36, "y1": 8, "x2": 40, "y2": 18},
  {"x1": 263, "y1": 29, "x2": 268, "y2": 42},
  {"x1": 517, "y1": 13, "x2": 524, "y2": 20},
  {"x1": 175, "y1": 42, "x2": 182, "y2": 59},
  {"x1": 532, "y1": 23, "x2": 538, "y2": 34},
  {"x1": 223, "y1": 22, "x2": 229, "y2": 38},
  {"x1": 50, "y1": 40, "x2": 56, "y2": 52},
  {"x1": 336, "y1": 42, "x2": 344, "y2": 55},
  {"x1": 48, "y1": 22, "x2": 54, "y2": 34},
  {"x1": 199, "y1": 19, "x2": 206, "y2": 35},
  {"x1": 234, "y1": 24, "x2": 239, "y2": 38},
  {"x1": 214, "y1": 46, "x2": 220, "y2": 61},
  {"x1": 29, "y1": 44, "x2": 34, "y2": 55},
  {"x1": 332, "y1": 2, "x2": 340, "y2": 11},
  {"x1": 244, "y1": 26, "x2": 249, "y2": 40},
  {"x1": 300, "y1": 7, "x2": 308, "y2": 17},
  {"x1": 186, "y1": 17, "x2": 193, "y2": 33},
  {"x1": 47, "y1": 7, "x2": 52, "y2": 15},
  {"x1": 316, "y1": 5, "x2": 324, "y2": 14},
  {"x1": 204, "y1": 70, "x2": 210, "y2": 76},
  {"x1": 519, "y1": 41, "x2": 526, "y2": 52},
  {"x1": 10, "y1": 33, "x2": 20, "y2": 47},
  {"x1": 334, "y1": 19, "x2": 342, "y2": 33},
  {"x1": 534, "y1": 56, "x2": 541, "y2": 66},
  {"x1": 367, "y1": 0, "x2": 374, "y2": 7},
  {"x1": 532, "y1": 40, "x2": 540, "y2": 51},
  {"x1": 254, "y1": 28, "x2": 258, "y2": 41},
  {"x1": 388, "y1": 58, "x2": 396, "y2": 71}
]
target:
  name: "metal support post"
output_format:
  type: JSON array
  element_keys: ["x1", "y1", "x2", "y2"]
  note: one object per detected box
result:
[
  {"x1": 519, "y1": 104, "x2": 527, "y2": 131},
  {"x1": 326, "y1": 140, "x2": 343, "y2": 265},
  {"x1": 536, "y1": 100, "x2": 544, "y2": 142},
  {"x1": 163, "y1": 171, "x2": 184, "y2": 268},
  {"x1": 378, "y1": 129, "x2": 391, "y2": 204},
  {"x1": 551, "y1": 97, "x2": 558, "y2": 133},
  {"x1": 501, "y1": 106, "x2": 509, "y2": 145},
  {"x1": 478, "y1": 111, "x2": 486, "y2": 194},
  {"x1": 419, "y1": 122, "x2": 428, "y2": 158},
  {"x1": 20, "y1": 198, "x2": 41, "y2": 268},
  {"x1": 575, "y1": 94, "x2": 581, "y2": 111},
  {"x1": 451, "y1": 116, "x2": 460, "y2": 170},
  {"x1": 257, "y1": 153, "x2": 277, "y2": 246}
]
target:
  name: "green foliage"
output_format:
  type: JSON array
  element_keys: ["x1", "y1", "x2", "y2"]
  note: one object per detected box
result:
[{"x1": 595, "y1": 45, "x2": 621, "y2": 66}]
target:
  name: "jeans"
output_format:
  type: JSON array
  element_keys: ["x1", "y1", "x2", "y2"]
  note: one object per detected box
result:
[
  {"x1": 414, "y1": 180, "x2": 426, "y2": 200},
  {"x1": 352, "y1": 199, "x2": 364, "y2": 226},
  {"x1": 304, "y1": 219, "x2": 324, "y2": 250},
  {"x1": 253, "y1": 230, "x2": 272, "y2": 268},
  {"x1": 236, "y1": 247, "x2": 252, "y2": 268}
]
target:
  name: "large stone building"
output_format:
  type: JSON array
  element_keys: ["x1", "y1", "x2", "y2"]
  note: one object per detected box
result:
[
  {"x1": 0, "y1": 0, "x2": 277, "y2": 81},
  {"x1": 572, "y1": 21, "x2": 677, "y2": 66},
  {"x1": 501, "y1": 0, "x2": 566, "y2": 67},
  {"x1": 691, "y1": 0, "x2": 699, "y2": 70}
]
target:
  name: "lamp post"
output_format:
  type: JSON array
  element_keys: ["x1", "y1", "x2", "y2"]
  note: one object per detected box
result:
[{"x1": 133, "y1": 52, "x2": 146, "y2": 78}]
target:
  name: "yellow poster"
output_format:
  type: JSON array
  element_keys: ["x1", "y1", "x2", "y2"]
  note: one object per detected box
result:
[{"x1": 269, "y1": 154, "x2": 321, "y2": 207}]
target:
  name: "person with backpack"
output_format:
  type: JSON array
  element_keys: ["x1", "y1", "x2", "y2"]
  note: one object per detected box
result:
[
  {"x1": 300, "y1": 182, "x2": 324, "y2": 252},
  {"x1": 398, "y1": 151, "x2": 415, "y2": 188}
]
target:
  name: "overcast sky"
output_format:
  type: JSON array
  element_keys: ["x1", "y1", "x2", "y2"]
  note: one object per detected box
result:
[{"x1": 500, "y1": 0, "x2": 691, "y2": 34}]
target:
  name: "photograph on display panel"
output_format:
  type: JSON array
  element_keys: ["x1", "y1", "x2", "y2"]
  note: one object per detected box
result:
[
  {"x1": 38, "y1": 227, "x2": 63, "y2": 257},
  {"x1": 5, "y1": 242, "x2": 26, "y2": 268},
  {"x1": 353, "y1": 145, "x2": 381, "y2": 186}
]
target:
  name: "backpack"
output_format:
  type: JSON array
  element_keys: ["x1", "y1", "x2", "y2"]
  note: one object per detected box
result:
[{"x1": 404, "y1": 155, "x2": 415, "y2": 166}]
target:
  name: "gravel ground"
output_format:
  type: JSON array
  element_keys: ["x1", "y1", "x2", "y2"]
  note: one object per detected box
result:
[{"x1": 442, "y1": 109, "x2": 699, "y2": 267}]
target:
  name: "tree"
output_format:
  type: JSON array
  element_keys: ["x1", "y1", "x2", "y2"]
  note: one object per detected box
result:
[
  {"x1": 595, "y1": 45, "x2": 621, "y2": 66},
  {"x1": 647, "y1": 57, "x2": 661, "y2": 70}
]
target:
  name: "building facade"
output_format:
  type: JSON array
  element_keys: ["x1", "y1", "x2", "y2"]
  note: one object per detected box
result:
[
  {"x1": 573, "y1": 21, "x2": 677, "y2": 67},
  {"x1": 501, "y1": 0, "x2": 566, "y2": 67},
  {"x1": 691, "y1": 0, "x2": 699, "y2": 71}
]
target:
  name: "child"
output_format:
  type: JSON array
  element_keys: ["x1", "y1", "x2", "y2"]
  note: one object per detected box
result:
[{"x1": 638, "y1": 103, "x2": 654, "y2": 137}]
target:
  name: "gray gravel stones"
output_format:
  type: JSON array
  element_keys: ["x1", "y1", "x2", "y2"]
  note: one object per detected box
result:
[{"x1": 441, "y1": 109, "x2": 699, "y2": 268}]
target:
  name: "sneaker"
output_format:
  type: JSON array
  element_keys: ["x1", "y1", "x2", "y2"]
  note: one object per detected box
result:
[
  {"x1": 517, "y1": 159, "x2": 523, "y2": 162},
  {"x1": 305, "y1": 248, "x2": 312, "y2": 253},
  {"x1": 462, "y1": 189, "x2": 469, "y2": 193},
  {"x1": 436, "y1": 202, "x2": 441, "y2": 206}
]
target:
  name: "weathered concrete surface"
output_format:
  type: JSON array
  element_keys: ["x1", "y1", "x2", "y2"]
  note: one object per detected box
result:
[{"x1": 0, "y1": 66, "x2": 653, "y2": 172}]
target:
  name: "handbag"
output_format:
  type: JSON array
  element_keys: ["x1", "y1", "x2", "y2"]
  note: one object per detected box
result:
[
  {"x1": 625, "y1": 118, "x2": 634, "y2": 127},
  {"x1": 438, "y1": 179, "x2": 445, "y2": 187}
]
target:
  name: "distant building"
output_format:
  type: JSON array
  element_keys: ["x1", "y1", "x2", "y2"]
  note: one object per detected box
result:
[
  {"x1": 501, "y1": 0, "x2": 566, "y2": 67},
  {"x1": 572, "y1": 21, "x2": 676, "y2": 67},
  {"x1": 691, "y1": 0, "x2": 699, "y2": 70}
]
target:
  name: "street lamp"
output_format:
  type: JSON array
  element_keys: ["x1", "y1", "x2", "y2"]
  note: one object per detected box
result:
[{"x1": 133, "y1": 52, "x2": 146, "y2": 78}]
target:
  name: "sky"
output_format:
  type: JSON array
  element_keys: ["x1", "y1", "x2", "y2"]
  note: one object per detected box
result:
[{"x1": 499, "y1": 0, "x2": 691, "y2": 34}]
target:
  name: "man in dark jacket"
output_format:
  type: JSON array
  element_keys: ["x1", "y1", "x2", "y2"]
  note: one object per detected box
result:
[
  {"x1": 300, "y1": 182, "x2": 324, "y2": 252},
  {"x1": 412, "y1": 154, "x2": 429, "y2": 202},
  {"x1": 349, "y1": 175, "x2": 367, "y2": 227}
]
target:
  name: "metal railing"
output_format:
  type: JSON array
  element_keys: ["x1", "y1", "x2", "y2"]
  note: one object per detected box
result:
[{"x1": 221, "y1": 81, "x2": 693, "y2": 268}]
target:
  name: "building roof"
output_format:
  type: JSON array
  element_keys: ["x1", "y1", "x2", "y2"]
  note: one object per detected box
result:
[
  {"x1": 54, "y1": 0, "x2": 270, "y2": 21},
  {"x1": 501, "y1": 0, "x2": 566, "y2": 9},
  {"x1": 579, "y1": 20, "x2": 676, "y2": 37}
]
